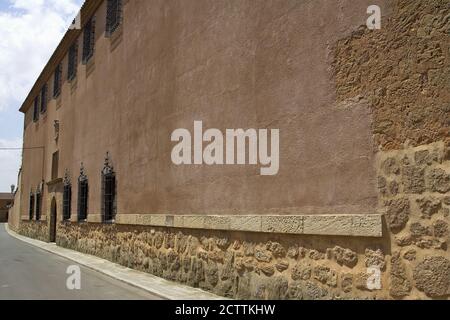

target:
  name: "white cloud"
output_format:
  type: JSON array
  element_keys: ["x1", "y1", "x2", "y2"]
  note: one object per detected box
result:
[
  {"x1": 0, "y1": 0, "x2": 83, "y2": 112},
  {"x1": 0, "y1": 0, "x2": 83, "y2": 191},
  {"x1": 0, "y1": 138, "x2": 22, "y2": 191}
]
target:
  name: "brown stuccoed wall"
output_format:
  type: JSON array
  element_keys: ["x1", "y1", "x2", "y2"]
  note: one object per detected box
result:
[{"x1": 15, "y1": 0, "x2": 449, "y2": 299}]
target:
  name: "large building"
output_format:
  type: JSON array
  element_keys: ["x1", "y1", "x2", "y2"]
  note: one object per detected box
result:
[
  {"x1": 0, "y1": 193, "x2": 13, "y2": 223},
  {"x1": 9, "y1": 0, "x2": 449, "y2": 299}
]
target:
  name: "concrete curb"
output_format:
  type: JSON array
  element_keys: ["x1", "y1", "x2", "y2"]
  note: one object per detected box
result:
[{"x1": 4, "y1": 224, "x2": 226, "y2": 300}]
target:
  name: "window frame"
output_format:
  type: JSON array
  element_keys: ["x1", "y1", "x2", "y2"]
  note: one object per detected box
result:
[
  {"x1": 53, "y1": 63, "x2": 62, "y2": 98},
  {"x1": 68, "y1": 42, "x2": 78, "y2": 81},
  {"x1": 77, "y1": 164, "x2": 88, "y2": 222},
  {"x1": 101, "y1": 152, "x2": 116, "y2": 223},
  {"x1": 63, "y1": 184, "x2": 72, "y2": 221},
  {"x1": 63, "y1": 169, "x2": 72, "y2": 221},
  {"x1": 82, "y1": 17, "x2": 96, "y2": 64},
  {"x1": 40, "y1": 84, "x2": 48, "y2": 114},
  {"x1": 33, "y1": 97, "x2": 39, "y2": 122},
  {"x1": 106, "y1": 0, "x2": 123, "y2": 37},
  {"x1": 35, "y1": 188, "x2": 42, "y2": 221},
  {"x1": 29, "y1": 191, "x2": 35, "y2": 220}
]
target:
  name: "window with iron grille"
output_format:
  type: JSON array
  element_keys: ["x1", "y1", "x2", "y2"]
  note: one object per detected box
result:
[
  {"x1": 82, "y1": 17, "x2": 96, "y2": 63},
  {"x1": 53, "y1": 63, "x2": 62, "y2": 98},
  {"x1": 106, "y1": 0, "x2": 122, "y2": 36},
  {"x1": 78, "y1": 164, "x2": 88, "y2": 221},
  {"x1": 78, "y1": 179, "x2": 88, "y2": 221},
  {"x1": 101, "y1": 152, "x2": 116, "y2": 222},
  {"x1": 33, "y1": 97, "x2": 39, "y2": 122},
  {"x1": 29, "y1": 192, "x2": 34, "y2": 220},
  {"x1": 68, "y1": 42, "x2": 78, "y2": 80},
  {"x1": 40, "y1": 84, "x2": 47, "y2": 113},
  {"x1": 63, "y1": 184, "x2": 72, "y2": 221},
  {"x1": 102, "y1": 172, "x2": 116, "y2": 222},
  {"x1": 35, "y1": 190, "x2": 41, "y2": 221}
]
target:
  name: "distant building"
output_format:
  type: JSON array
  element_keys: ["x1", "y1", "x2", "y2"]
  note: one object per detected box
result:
[
  {"x1": 0, "y1": 193, "x2": 13, "y2": 223},
  {"x1": 9, "y1": 0, "x2": 449, "y2": 300}
]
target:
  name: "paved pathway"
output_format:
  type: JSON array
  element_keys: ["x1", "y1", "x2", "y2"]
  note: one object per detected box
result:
[{"x1": 0, "y1": 224, "x2": 162, "y2": 300}]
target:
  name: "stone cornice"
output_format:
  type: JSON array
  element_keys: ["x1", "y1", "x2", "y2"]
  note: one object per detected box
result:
[{"x1": 114, "y1": 214, "x2": 383, "y2": 237}]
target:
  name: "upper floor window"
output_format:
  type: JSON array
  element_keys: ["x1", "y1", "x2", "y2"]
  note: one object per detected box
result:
[
  {"x1": 101, "y1": 152, "x2": 116, "y2": 222},
  {"x1": 68, "y1": 42, "x2": 78, "y2": 80},
  {"x1": 29, "y1": 190, "x2": 35, "y2": 220},
  {"x1": 40, "y1": 84, "x2": 48, "y2": 113},
  {"x1": 63, "y1": 170, "x2": 72, "y2": 221},
  {"x1": 106, "y1": 0, "x2": 122, "y2": 36},
  {"x1": 53, "y1": 63, "x2": 62, "y2": 98},
  {"x1": 33, "y1": 97, "x2": 39, "y2": 122},
  {"x1": 77, "y1": 163, "x2": 88, "y2": 221},
  {"x1": 82, "y1": 17, "x2": 96, "y2": 63}
]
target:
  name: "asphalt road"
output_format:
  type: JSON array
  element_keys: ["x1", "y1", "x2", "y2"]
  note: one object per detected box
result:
[{"x1": 0, "y1": 224, "x2": 162, "y2": 300}]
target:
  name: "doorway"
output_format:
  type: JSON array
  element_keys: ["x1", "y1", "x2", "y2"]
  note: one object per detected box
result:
[{"x1": 50, "y1": 197, "x2": 57, "y2": 242}]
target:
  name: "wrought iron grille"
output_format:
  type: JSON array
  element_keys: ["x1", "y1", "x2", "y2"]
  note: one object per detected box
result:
[
  {"x1": 63, "y1": 184, "x2": 72, "y2": 221},
  {"x1": 40, "y1": 84, "x2": 47, "y2": 113},
  {"x1": 53, "y1": 63, "x2": 62, "y2": 98},
  {"x1": 68, "y1": 43, "x2": 78, "y2": 80},
  {"x1": 33, "y1": 97, "x2": 39, "y2": 122},
  {"x1": 78, "y1": 180, "x2": 88, "y2": 221},
  {"x1": 35, "y1": 190, "x2": 41, "y2": 221},
  {"x1": 101, "y1": 152, "x2": 116, "y2": 222},
  {"x1": 77, "y1": 163, "x2": 88, "y2": 221},
  {"x1": 29, "y1": 192, "x2": 34, "y2": 220},
  {"x1": 82, "y1": 17, "x2": 96, "y2": 63},
  {"x1": 106, "y1": 0, "x2": 122, "y2": 36},
  {"x1": 63, "y1": 169, "x2": 72, "y2": 221}
]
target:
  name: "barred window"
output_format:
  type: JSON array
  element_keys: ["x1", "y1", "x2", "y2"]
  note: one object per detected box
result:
[
  {"x1": 78, "y1": 164, "x2": 88, "y2": 221},
  {"x1": 63, "y1": 170, "x2": 72, "y2": 221},
  {"x1": 63, "y1": 184, "x2": 72, "y2": 221},
  {"x1": 82, "y1": 17, "x2": 96, "y2": 63},
  {"x1": 101, "y1": 152, "x2": 116, "y2": 222},
  {"x1": 35, "y1": 189, "x2": 42, "y2": 221},
  {"x1": 29, "y1": 192, "x2": 35, "y2": 220},
  {"x1": 53, "y1": 63, "x2": 62, "y2": 98},
  {"x1": 33, "y1": 97, "x2": 39, "y2": 122},
  {"x1": 68, "y1": 42, "x2": 78, "y2": 80},
  {"x1": 40, "y1": 84, "x2": 48, "y2": 113},
  {"x1": 106, "y1": 0, "x2": 122, "y2": 36}
]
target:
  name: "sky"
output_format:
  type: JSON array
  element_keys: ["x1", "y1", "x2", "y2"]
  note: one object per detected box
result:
[{"x1": 0, "y1": 0, "x2": 83, "y2": 191}]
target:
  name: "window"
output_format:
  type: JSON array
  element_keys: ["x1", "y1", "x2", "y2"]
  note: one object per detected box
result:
[
  {"x1": 51, "y1": 151, "x2": 59, "y2": 180},
  {"x1": 29, "y1": 191, "x2": 35, "y2": 220},
  {"x1": 53, "y1": 63, "x2": 62, "y2": 98},
  {"x1": 35, "y1": 188, "x2": 41, "y2": 221},
  {"x1": 82, "y1": 17, "x2": 96, "y2": 63},
  {"x1": 33, "y1": 97, "x2": 39, "y2": 122},
  {"x1": 40, "y1": 84, "x2": 48, "y2": 113},
  {"x1": 106, "y1": 0, "x2": 122, "y2": 36},
  {"x1": 101, "y1": 152, "x2": 116, "y2": 222},
  {"x1": 63, "y1": 171, "x2": 72, "y2": 221},
  {"x1": 68, "y1": 42, "x2": 78, "y2": 80},
  {"x1": 77, "y1": 164, "x2": 88, "y2": 221}
]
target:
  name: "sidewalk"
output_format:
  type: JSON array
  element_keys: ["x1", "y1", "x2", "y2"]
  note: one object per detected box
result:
[{"x1": 5, "y1": 224, "x2": 225, "y2": 300}]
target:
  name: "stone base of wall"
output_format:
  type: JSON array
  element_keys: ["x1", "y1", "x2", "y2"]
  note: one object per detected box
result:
[
  {"x1": 56, "y1": 221, "x2": 393, "y2": 300},
  {"x1": 18, "y1": 221, "x2": 49, "y2": 243},
  {"x1": 377, "y1": 141, "x2": 450, "y2": 299}
]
